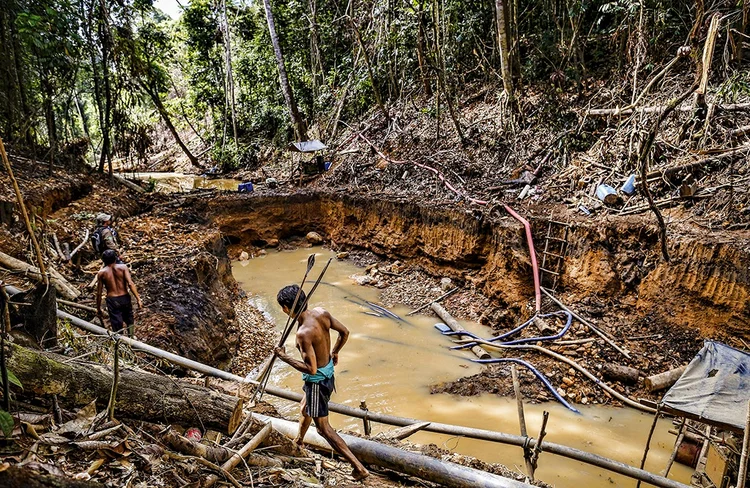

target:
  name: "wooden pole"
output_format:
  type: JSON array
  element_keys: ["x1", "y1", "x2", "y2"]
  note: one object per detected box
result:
[
  {"x1": 512, "y1": 365, "x2": 535, "y2": 479},
  {"x1": 407, "y1": 287, "x2": 459, "y2": 316},
  {"x1": 107, "y1": 339, "x2": 120, "y2": 421},
  {"x1": 255, "y1": 412, "x2": 535, "y2": 488},
  {"x1": 738, "y1": 400, "x2": 750, "y2": 488},
  {"x1": 0, "y1": 137, "x2": 48, "y2": 285},
  {"x1": 636, "y1": 403, "x2": 662, "y2": 488}
]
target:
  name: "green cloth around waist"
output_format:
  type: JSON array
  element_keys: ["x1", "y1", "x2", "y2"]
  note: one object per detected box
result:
[{"x1": 302, "y1": 358, "x2": 334, "y2": 383}]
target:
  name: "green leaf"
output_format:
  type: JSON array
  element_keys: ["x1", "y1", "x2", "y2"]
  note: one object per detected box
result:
[
  {"x1": 0, "y1": 369, "x2": 22, "y2": 390},
  {"x1": 6, "y1": 370, "x2": 22, "y2": 390},
  {"x1": 0, "y1": 410, "x2": 13, "y2": 438}
]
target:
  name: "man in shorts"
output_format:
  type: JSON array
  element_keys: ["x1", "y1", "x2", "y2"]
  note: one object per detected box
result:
[
  {"x1": 96, "y1": 249, "x2": 143, "y2": 337},
  {"x1": 275, "y1": 284, "x2": 369, "y2": 481}
]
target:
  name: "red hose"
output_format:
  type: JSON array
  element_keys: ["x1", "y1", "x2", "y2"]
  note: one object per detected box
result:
[{"x1": 503, "y1": 204, "x2": 541, "y2": 313}]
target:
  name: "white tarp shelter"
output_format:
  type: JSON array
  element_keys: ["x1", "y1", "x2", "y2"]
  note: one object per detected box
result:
[{"x1": 661, "y1": 341, "x2": 750, "y2": 433}]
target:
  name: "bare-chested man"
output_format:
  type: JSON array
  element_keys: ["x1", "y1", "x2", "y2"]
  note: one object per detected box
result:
[
  {"x1": 274, "y1": 284, "x2": 369, "y2": 481},
  {"x1": 96, "y1": 249, "x2": 143, "y2": 337}
]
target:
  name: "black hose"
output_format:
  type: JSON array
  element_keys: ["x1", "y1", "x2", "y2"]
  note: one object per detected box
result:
[{"x1": 473, "y1": 357, "x2": 580, "y2": 414}]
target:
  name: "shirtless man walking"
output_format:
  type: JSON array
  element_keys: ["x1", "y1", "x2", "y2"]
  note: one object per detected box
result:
[
  {"x1": 274, "y1": 284, "x2": 369, "y2": 481},
  {"x1": 96, "y1": 249, "x2": 143, "y2": 337}
]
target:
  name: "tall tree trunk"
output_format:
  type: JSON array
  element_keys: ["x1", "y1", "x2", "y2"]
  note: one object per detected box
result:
[
  {"x1": 352, "y1": 20, "x2": 389, "y2": 123},
  {"x1": 262, "y1": 0, "x2": 308, "y2": 141},
  {"x1": 9, "y1": 13, "x2": 32, "y2": 145},
  {"x1": 432, "y1": 0, "x2": 463, "y2": 143},
  {"x1": 0, "y1": 10, "x2": 14, "y2": 140},
  {"x1": 97, "y1": 0, "x2": 113, "y2": 185},
  {"x1": 416, "y1": 1, "x2": 432, "y2": 97},
  {"x1": 495, "y1": 0, "x2": 514, "y2": 96},
  {"x1": 41, "y1": 71, "x2": 56, "y2": 176},
  {"x1": 308, "y1": 0, "x2": 324, "y2": 103},
  {"x1": 221, "y1": 0, "x2": 238, "y2": 144},
  {"x1": 139, "y1": 80, "x2": 201, "y2": 168}
]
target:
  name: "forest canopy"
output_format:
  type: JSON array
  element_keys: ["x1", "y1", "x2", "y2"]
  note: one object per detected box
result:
[{"x1": 0, "y1": 0, "x2": 748, "y2": 171}]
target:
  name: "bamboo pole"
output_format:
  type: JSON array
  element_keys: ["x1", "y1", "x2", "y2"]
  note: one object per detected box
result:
[
  {"x1": 0, "y1": 137, "x2": 48, "y2": 286},
  {"x1": 107, "y1": 339, "x2": 120, "y2": 421},
  {"x1": 16, "y1": 296, "x2": 689, "y2": 488}
]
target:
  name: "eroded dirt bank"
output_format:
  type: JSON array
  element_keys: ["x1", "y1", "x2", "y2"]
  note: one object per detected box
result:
[{"x1": 199, "y1": 191, "x2": 749, "y2": 343}]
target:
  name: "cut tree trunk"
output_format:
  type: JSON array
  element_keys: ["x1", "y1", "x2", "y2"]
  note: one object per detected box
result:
[
  {"x1": 645, "y1": 365, "x2": 688, "y2": 392},
  {"x1": 0, "y1": 251, "x2": 79, "y2": 300},
  {"x1": 11, "y1": 283, "x2": 57, "y2": 348},
  {"x1": 5, "y1": 343, "x2": 244, "y2": 434},
  {"x1": 602, "y1": 364, "x2": 640, "y2": 385}
]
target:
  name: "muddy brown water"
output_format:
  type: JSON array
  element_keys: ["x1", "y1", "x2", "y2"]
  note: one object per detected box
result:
[
  {"x1": 233, "y1": 248, "x2": 692, "y2": 487},
  {"x1": 121, "y1": 172, "x2": 242, "y2": 192}
]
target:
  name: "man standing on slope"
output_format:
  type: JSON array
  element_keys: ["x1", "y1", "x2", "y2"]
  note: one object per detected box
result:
[
  {"x1": 96, "y1": 249, "x2": 143, "y2": 338},
  {"x1": 274, "y1": 284, "x2": 369, "y2": 481}
]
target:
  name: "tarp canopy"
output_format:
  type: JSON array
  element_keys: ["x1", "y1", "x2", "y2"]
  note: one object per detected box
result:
[
  {"x1": 662, "y1": 341, "x2": 750, "y2": 433},
  {"x1": 289, "y1": 140, "x2": 327, "y2": 153}
]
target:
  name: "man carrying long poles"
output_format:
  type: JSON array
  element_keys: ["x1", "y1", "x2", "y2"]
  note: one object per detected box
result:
[{"x1": 274, "y1": 284, "x2": 369, "y2": 481}]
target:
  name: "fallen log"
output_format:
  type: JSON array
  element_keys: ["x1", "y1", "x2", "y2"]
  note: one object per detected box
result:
[
  {"x1": 0, "y1": 251, "x2": 79, "y2": 300},
  {"x1": 602, "y1": 364, "x2": 641, "y2": 385},
  {"x1": 431, "y1": 302, "x2": 490, "y2": 359},
  {"x1": 5, "y1": 343, "x2": 244, "y2": 434},
  {"x1": 113, "y1": 174, "x2": 146, "y2": 194},
  {"x1": 0, "y1": 465, "x2": 103, "y2": 487},
  {"x1": 645, "y1": 365, "x2": 687, "y2": 392},
  {"x1": 254, "y1": 413, "x2": 534, "y2": 488}
]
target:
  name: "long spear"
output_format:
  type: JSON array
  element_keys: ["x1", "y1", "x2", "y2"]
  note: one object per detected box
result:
[{"x1": 252, "y1": 257, "x2": 333, "y2": 403}]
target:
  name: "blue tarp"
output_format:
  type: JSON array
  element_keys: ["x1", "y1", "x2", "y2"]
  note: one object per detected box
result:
[{"x1": 662, "y1": 341, "x2": 750, "y2": 432}]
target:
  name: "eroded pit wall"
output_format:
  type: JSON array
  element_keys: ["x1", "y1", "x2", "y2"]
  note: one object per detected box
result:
[{"x1": 201, "y1": 191, "x2": 749, "y2": 341}]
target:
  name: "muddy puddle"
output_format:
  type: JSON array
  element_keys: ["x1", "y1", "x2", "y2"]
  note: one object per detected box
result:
[
  {"x1": 120, "y1": 172, "x2": 242, "y2": 192},
  {"x1": 233, "y1": 248, "x2": 692, "y2": 487}
]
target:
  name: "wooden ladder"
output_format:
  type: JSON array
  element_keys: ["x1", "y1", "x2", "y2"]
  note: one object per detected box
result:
[{"x1": 539, "y1": 218, "x2": 571, "y2": 291}]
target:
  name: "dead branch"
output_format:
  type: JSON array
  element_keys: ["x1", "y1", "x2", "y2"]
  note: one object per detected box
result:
[
  {"x1": 637, "y1": 83, "x2": 699, "y2": 262},
  {"x1": 69, "y1": 230, "x2": 90, "y2": 260}
]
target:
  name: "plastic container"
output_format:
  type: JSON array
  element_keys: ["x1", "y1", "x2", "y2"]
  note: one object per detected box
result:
[
  {"x1": 596, "y1": 184, "x2": 618, "y2": 204},
  {"x1": 621, "y1": 174, "x2": 636, "y2": 195},
  {"x1": 237, "y1": 182, "x2": 254, "y2": 193}
]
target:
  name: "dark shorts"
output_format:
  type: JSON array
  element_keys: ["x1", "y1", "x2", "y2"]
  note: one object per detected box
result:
[
  {"x1": 106, "y1": 294, "x2": 134, "y2": 333},
  {"x1": 302, "y1": 376, "x2": 335, "y2": 418}
]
